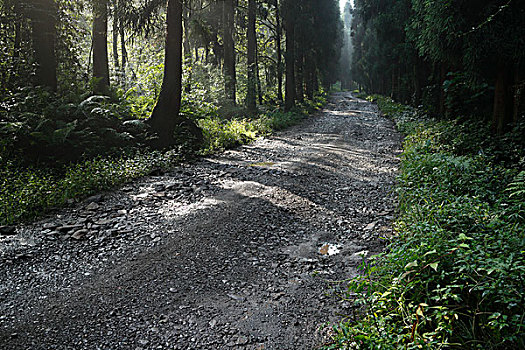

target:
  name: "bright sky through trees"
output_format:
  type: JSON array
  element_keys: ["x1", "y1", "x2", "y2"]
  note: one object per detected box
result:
[{"x1": 339, "y1": 0, "x2": 352, "y2": 12}]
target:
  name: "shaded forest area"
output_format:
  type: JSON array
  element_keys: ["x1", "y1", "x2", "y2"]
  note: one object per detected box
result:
[
  {"x1": 350, "y1": 0, "x2": 525, "y2": 136},
  {"x1": 0, "y1": 0, "x2": 343, "y2": 224}
]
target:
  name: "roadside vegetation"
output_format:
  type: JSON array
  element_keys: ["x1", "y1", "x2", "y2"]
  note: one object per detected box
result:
[{"x1": 327, "y1": 96, "x2": 525, "y2": 349}]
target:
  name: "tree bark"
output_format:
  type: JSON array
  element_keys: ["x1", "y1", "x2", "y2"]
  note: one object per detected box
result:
[
  {"x1": 304, "y1": 53, "x2": 315, "y2": 99},
  {"x1": 295, "y1": 46, "x2": 304, "y2": 103},
  {"x1": 112, "y1": 3, "x2": 119, "y2": 81},
  {"x1": 256, "y1": 46, "x2": 263, "y2": 105},
  {"x1": 223, "y1": 0, "x2": 236, "y2": 105},
  {"x1": 29, "y1": 0, "x2": 58, "y2": 91},
  {"x1": 120, "y1": 22, "x2": 126, "y2": 71},
  {"x1": 283, "y1": 1, "x2": 295, "y2": 112},
  {"x1": 147, "y1": 0, "x2": 195, "y2": 149},
  {"x1": 492, "y1": 61, "x2": 515, "y2": 134},
  {"x1": 245, "y1": 0, "x2": 257, "y2": 114},
  {"x1": 92, "y1": 0, "x2": 110, "y2": 94},
  {"x1": 274, "y1": 0, "x2": 283, "y2": 102},
  {"x1": 183, "y1": 4, "x2": 192, "y2": 93}
]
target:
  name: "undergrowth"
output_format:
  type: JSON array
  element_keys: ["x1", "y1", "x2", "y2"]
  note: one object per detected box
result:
[
  {"x1": 326, "y1": 96, "x2": 525, "y2": 349},
  {"x1": 0, "y1": 90, "x2": 326, "y2": 225}
]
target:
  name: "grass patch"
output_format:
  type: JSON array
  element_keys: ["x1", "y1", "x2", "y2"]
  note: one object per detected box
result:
[
  {"x1": 326, "y1": 96, "x2": 525, "y2": 349},
  {"x1": 0, "y1": 150, "x2": 181, "y2": 225}
]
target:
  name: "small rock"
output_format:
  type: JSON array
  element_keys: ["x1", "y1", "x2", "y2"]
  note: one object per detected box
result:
[
  {"x1": 71, "y1": 229, "x2": 88, "y2": 240},
  {"x1": 236, "y1": 336, "x2": 249, "y2": 345},
  {"x1": 271, "y1": 292, "x2": 285, "y2": 301},
  {"x1": 364, "y1": 222, "x2": 376, "y2": 231},
  {"x1": 0, "y1": 226, "x2": 16, "y2": 236},
  {"x1": 227, "y1": 294, "x2": 246, "y2": 302},
  {"x1": 86, "y1": 194, "x2": 104, "y2": 203},
  {"x1": 57, "y1": 224, "x2": 83, "y2": 233},
  {"x1": 42, "y1": 223, "x2": 59, "y2": 230},
  {"x1": 86, "y1": 202, "x2": 100, "y2": 211}
]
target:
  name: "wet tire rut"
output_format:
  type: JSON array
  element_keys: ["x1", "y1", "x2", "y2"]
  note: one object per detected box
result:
[{"x1": 0, "y1": 92, "x2": 402, "y2": 349}]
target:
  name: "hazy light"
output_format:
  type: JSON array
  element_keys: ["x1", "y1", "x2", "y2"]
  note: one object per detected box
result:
[{"x1": 339, "y1": 0, "x2": 354, "y2": 13}]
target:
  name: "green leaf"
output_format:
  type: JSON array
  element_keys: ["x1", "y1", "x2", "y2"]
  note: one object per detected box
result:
[{"x1": 405, "y1": 260, "x2": 418, "y2": 269}]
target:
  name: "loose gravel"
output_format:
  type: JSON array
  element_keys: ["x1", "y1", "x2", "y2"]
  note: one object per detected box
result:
[{"x1": 0, "y1": 92, "x2": 401, "y2": 349}]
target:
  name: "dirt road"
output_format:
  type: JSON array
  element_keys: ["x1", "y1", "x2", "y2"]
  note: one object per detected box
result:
[{"x1": 0, "y1": 92, "x2": 401, "y2": 349}]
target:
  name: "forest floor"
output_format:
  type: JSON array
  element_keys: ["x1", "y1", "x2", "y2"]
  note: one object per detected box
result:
[{"x1": 0, "y1": 92, "x2": 401, "y2": 350}]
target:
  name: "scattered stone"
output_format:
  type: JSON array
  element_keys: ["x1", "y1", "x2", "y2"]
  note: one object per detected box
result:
[
  {"x1": 86, "y1": 202, "x2": 100, "y2": 211},
  {"x1": 57, "y1": 224, "x2": 83, "y2": 233},
  {"x1": 42, "y1": 223, "x2": 59, "y2": 230},
  {"x1": 86, "y1": 194, "x2": 104, "y2": 203},
  {"x1": 71, "y1": 229, "x2": 89, "y2": 240},
  {"x1": 236, "y1": 336, "x2": 249, "y2": 345},
  {"x1": 227, "y1": 294, "x2": 246, "y2": 302},
  {"x1": 364, "y1": 222, "x2": 376, "y2": 231},
  {"x1": 0, "y1": 226, "x2": 16, "y2": 236}
]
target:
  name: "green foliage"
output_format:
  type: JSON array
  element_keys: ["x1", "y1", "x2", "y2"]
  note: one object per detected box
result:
[
  {"x1": 0, "y1": 87, "x2": 149, "y2": 163},
  {"x1": 198, "y1": 108, "x2": 310, "y2": 154},
  {"x1": 198, "y1": 117, "x2": 262, "y2": 153},
  {"x1": 327, "y1": 97, "x2": 525, "y2": 349},
  {"x1": 0, "y1": 150, "x2": 181, "y2": 225}
]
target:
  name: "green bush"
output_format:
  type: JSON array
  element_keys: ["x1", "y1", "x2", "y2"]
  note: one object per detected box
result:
[
  {"x1": 327, "y1": 97, "x2": 525, "y2": 349},
  {"x1": 0, "y1": 87, "x2": 150, "y2": 163},
  {"x1": 0, "y1": 150, "x2": 181, "y2": 225}
]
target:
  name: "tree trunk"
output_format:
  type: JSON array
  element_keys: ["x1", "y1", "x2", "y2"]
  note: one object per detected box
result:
[
  {"x1": 92, "y1": 0, "x2": 110, "y2": 94},
  {"x1": 304, "y1": 53, "x2": 315, "y2": 99},
  {"x1": 295, "y1": 47, "x2": 304, "y2": 103},
  {"x1": 223, "y1": 0, "x2": 236, "y2": 105},
  {"x1": 283, "y1": 1, "x2": 295, "y2": 111},
  {"x1": 413, "y1": 61, "x2": 421, "y2": 105},
  {"x1": 438, "y1": 63, "x2": 446, "y2": 117},
  {"x1": 245, "y1": 0, "x2": 257, "y2": 114},
  {"x1": 492, "y1": 61, "x2": 515, "y2": 134},
  {"x1": 274, "y1": 0, "x2": 283, "y2": 102},
  {"x1": 8, "y1": 16, "x2": 23, "y2": 89},
  {"x1": 183, "y1": 5, "x2": 192, "y2": 93},
  {"x1": 512, "y1": 65, "x2": 521, "y2": 124},
  {"x1": 112, "y1": 3, "x2": 119, "y2": 76},
  {"x1": 120, "y1": 19, "x2": 127, "y2": 81},
  {"x1": 29, "y1": 0, "x2": 57, "y2": 91},
  {"x1": 256, "y1": 47, "x2": 263, "y2": 105},
  {"x1": 147, "y1": 0, "x2": 201, "y2": 150}
]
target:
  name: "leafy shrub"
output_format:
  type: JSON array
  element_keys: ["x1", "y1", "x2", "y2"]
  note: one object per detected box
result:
[
  {"x1": 0, "y1": 150, "x2": 181, "y2": 225},
  {"x1": 0, "y1": 88, "x2": 150, "y2": 163},
  {"x1": 198, "y1": 117, "x2": 262, "y2": 153},
  {"x1": 327, "y1": 97, "x2": 525, "y2": 349}
]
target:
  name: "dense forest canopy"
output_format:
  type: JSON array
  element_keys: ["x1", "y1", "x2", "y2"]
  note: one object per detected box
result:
[{"x1": 350, "y1": 0, "x2": 525, "y2": 135}]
